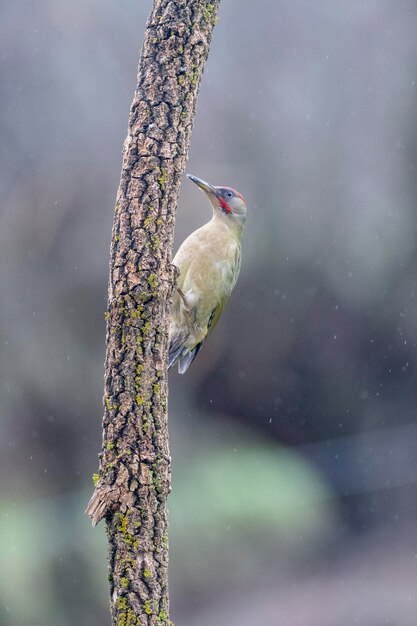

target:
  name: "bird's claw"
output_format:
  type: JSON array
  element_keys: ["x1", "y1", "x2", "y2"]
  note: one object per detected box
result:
[
  {"x1": 170, "y1": 263, "x2": 180, "y2": 281},
  {"x1": 177, "y1": 288, "x2": 191, "y2": 312}
]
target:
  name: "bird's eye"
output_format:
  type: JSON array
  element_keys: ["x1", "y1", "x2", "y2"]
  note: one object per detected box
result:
[{"x1": 226, "y1": 191, "x2": 233, "y2": 198}]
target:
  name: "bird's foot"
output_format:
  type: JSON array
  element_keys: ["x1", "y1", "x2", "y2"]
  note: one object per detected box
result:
[
  {"x1": 177, "y1": 288, "x2": 192, "y2": 311},
  {"x1": 170, "y1": 263, "x2": 180, "y2": 281}
]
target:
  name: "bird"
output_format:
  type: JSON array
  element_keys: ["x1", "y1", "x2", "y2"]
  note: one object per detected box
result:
[{"x1": 168, "y1": 174, "x2": 247, "y2": 374}]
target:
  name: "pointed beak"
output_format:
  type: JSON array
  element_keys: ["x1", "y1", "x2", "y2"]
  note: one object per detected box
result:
[{"x1": 187, "y1": 174, "x2": 217, "y2": 197}]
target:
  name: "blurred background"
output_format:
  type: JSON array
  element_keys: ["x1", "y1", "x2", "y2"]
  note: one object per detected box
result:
[{"x1": 1, "y1": 0, "x2": 417, "y2": 624}]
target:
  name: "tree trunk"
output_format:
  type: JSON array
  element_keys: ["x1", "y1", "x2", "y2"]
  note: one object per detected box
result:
[{"x1": 85, "y1": 1, "x2": 220, "y2": 624}]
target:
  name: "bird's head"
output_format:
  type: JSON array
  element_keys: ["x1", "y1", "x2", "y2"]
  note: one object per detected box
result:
[{"x1": 187, "y1": 174, "x2": 247, "y2": 225}]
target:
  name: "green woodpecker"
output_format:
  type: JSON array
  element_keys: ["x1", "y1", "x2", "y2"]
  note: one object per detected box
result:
[{"x1": 169, "y1": 174, "x2": 247, "y2": 373}]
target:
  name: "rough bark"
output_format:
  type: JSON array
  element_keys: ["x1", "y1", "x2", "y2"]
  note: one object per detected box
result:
[{"x1": 85, "y1": 2, "x2": 220, "y2": 624}]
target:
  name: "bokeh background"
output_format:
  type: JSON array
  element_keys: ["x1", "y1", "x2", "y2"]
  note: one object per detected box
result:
[{"x1": 2, "y1": 1, "x2": 417, "y2": 624}]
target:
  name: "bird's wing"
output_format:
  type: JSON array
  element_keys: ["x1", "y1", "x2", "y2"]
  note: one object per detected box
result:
[
  {"x1": 176, "y1": 297, "x2": 227, "y2": 373},
  {"x1": 205, "y1": 295, "x2": 227, "y2": 340},
  {"x1": 201, "y1": 242, "x2": 241, "y2": 342}
]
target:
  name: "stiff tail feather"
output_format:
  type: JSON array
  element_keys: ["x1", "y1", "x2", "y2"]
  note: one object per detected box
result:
[
  {"x1": 168, "y1": 344, "x2": 183, "y2": 369},
  {"x1": 169, "y1": 331, "x2": 203, "y2": 374},
  {"x1": 168, "y1": 326, "x2": 187, "y2": 370},
  {"x1": 177, "y1": 343, "x2": 202, "y2": 374}
]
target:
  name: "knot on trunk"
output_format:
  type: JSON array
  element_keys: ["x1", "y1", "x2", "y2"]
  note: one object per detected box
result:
[
  {"x1": 85, "y1": 483, "x2": 119, "y2": 527},
  {"x1": 86, "y1": 464, "x2": 134, "y2": 527}
]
